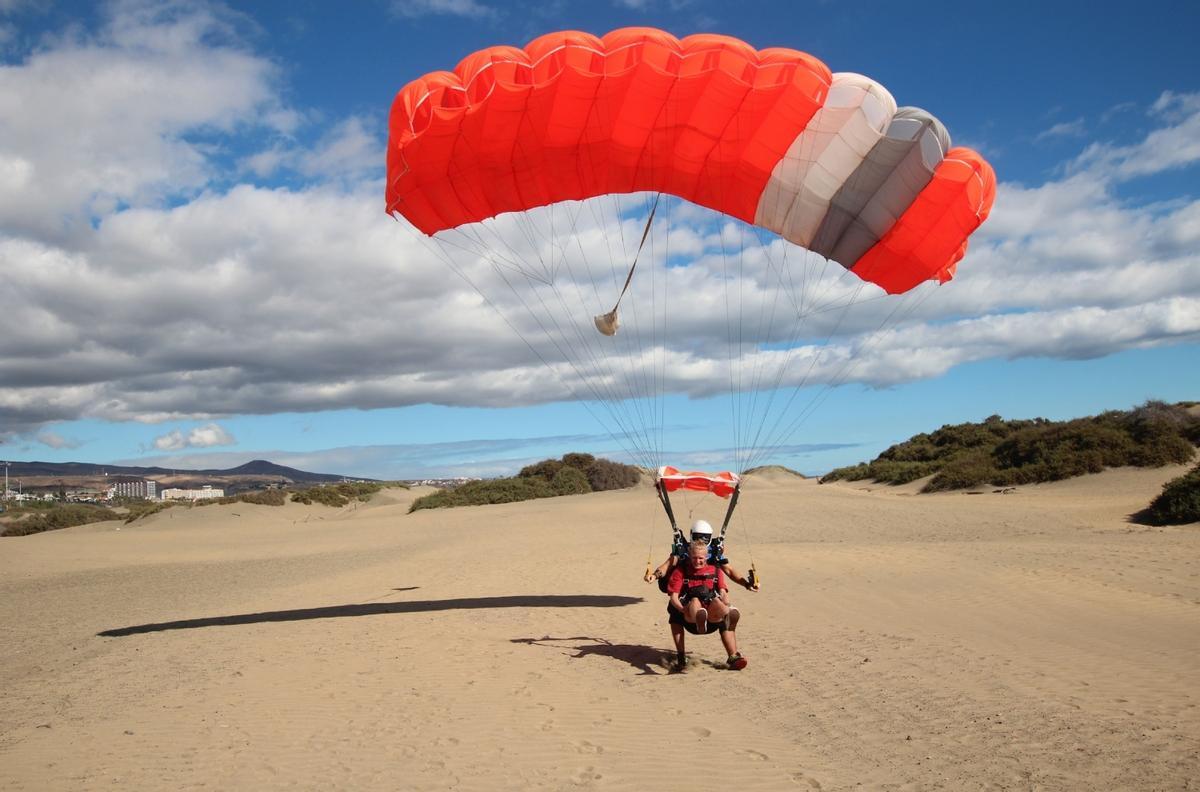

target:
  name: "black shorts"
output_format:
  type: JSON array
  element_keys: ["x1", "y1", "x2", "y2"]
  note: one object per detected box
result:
[{"x1": 666, "y1": 601, "x2": 726, "y2": 635}]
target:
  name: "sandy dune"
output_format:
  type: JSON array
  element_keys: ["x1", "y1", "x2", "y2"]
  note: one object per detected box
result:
[{"x1": 1, "y1": 466, "x2": 1197, "y2": 790}]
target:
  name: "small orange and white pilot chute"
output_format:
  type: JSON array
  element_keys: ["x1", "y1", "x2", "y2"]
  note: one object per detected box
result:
[{"x1": 655, "y1": 466, "x2": 740, "y2": 498}]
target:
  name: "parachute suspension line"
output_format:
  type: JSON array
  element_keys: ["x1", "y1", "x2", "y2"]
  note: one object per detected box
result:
[
  {"x1": 745, "y1": 280, "x2": 939, "y2": 472},
  {"x1": 556, "y1": 197, "x2": 661, "y2": 468},
  {"x1": 558, "y1": 198, "x2": 649, "y2": 458},
  {"x1": 657, "y1": 194, "x2": 671, "y2": 469},
  {"x1": 401, "y1": 224, "x2": 650, "y2": 469},
  {"x1": 740, "y1": 256, "x2": 857, "y2": 469},
  {"x1": 739, "y1": 249, "x2": 877, "y2": 471},
  {"x1": 444, "y1": 111, "x2": 654, "y2": 471},
  {"x1": 751, "y1": 282, "x2": 941, "y2": 470},
  {"x1": 742, "y1": 276, "x2": 868, "y2": 472},
  {"x1": 601, "y1": 192, "x2": 660, "y2": 324},
  {"x1": 617, "y1": 192, "x2": 662, "y2": 469},
  {"x1": 568, "y1": 76, "x2": 664, "y2": 470},
  {"x1": 583, "y1": 193, "x2": 658, "y2": 467},
  {"x1": 717, "y1": 202, "x2": 742, "y2": 475},
  {"x1": 741, "y1": 230, "x2": 796, "y2": 471},
  {"x1": 468, "y1": 227, "x2": 660, "y2": 470}
]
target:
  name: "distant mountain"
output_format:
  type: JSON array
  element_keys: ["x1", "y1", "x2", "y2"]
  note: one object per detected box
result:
[
  {"x1": 211, "y1": 460, "x2": 348, "y2": 482},
  {"x1": 2, "y1": 458, "x2": 354, "y2": 483}
]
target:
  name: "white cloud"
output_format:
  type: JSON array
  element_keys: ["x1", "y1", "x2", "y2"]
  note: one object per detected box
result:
[
  {"x1": 0, "y1": 0, "x2": 291, "y2": 240},
  {"x1": 1034, "y1": 118, "x2": 1086, "y2": 142},
  {"x1": 298, "y1": 117, "x2": 382, "y2": 180},
  {"x1": 36, "y1": 430, "x2": 81, "y2": 449},
  {"x1": 1072, "y1": 91, "x2": 1200, "y2": 180},
  {"x1": 390, "y1": 0, "x2": 495, "y2": 19},
  {"x1": 151, "y1": 422, "x2": 235, "y2": 451}
]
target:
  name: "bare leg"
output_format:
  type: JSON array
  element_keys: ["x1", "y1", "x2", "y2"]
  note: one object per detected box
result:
[
  {"x1": 704, "y1": 598, "x2": 730, "y2": 624},
  {"x1": 670, "y1": 623, "x2": 686, "y2": 668},
  {"x1": 720, "y1": 628, "x2": 739, "y2": 658},
  {"x1": 685, "y1": 599, "x2": 707, "y2": 633}
]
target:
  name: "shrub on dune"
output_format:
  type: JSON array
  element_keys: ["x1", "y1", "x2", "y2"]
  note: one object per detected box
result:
[
  {"x1": 2, "y1": 504, "x2": 119, "y2": 537},
  {"x1": 550, "y1": 465, "x2": 591, "y2": 496},
  {"x1": 820, "y1": 401, "x2": 1199, "y2": 493},
  {"x1": 1143, "y1": 463, "x2": 1200, "y2": 525},
  {"x1": 409, "y1": 452, "x2": 638, "y2": 512},
  {"x1": 291, "y1": 482, "x2": 385, "y2": 507}
]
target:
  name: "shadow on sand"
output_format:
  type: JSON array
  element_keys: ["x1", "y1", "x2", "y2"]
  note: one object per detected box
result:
[
  {"x1": 99, "y1": 595, "x2": 644, "y2": 638},
  {"x1": 511, "y1": 635, "x2": 670, "y2": 676}
]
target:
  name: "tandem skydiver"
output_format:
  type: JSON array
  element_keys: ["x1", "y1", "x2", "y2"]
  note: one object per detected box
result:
[{"x1": 645, "y1": 519, "x2": 759, "y2": 593}]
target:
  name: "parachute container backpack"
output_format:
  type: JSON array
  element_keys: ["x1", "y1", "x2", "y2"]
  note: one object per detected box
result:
[{"x1": 386, "y1": 28, "x2": 995, "y2": 564}]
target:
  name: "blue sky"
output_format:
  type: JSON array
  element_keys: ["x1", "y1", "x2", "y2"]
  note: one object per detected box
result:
[{"x1": 1, "y1": 0, "x2": 1197, "y2": 479}]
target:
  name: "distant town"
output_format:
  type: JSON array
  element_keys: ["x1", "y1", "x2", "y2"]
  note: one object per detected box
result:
[{"x1": 0, "y1": 460, "x2": 481, "y2": 505}]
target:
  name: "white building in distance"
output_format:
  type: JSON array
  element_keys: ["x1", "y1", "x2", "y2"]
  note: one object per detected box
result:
[
  {"x1": 108, "y1": 479, "x2": 157, "y2": 500},
  {"x1": 160, "y1": 485, "x2": 224, "y2": 501}
]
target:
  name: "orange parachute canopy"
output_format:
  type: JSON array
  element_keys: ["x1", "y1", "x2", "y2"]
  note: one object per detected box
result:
[{"x1": 387, "y1": 27, "x2": 995, "y2": 294}]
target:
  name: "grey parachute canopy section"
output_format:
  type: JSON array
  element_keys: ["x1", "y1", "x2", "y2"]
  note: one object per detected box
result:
[{"x1": 809, "y1": 107, "x2": 953, "y2": 268}]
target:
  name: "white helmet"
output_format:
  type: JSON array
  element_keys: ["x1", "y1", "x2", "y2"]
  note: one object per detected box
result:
[{"x1": 690, "y1": 519, "x2": 713, "y2": 539}]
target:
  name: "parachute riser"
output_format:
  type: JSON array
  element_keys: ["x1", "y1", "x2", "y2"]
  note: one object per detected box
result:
[
  {"x1": 655, "y1": 479, "x2": 686, "y2": 547},
  {"x1": 718, "y1": 484, "x2": 741, "y2": 539}
]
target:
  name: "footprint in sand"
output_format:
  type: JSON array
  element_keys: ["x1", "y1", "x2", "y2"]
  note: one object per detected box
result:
[
  {"x1": 739, "y1": 748, "x2": 769, "y2": 761},
  {"x1": 574, "y1": 740, "x2": 604, "y2": 754},
  {"x1": 691, "y1": 726, "x2": 712, "y2": 738}
]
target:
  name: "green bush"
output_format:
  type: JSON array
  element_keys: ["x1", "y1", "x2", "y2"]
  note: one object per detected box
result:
[
  {"x1": 584, "y1": 458, "x2": 641, "y2": 490},
  {"x1": 518, "y1": 459, "x2": 563, "y2": 480},
  {"x1": 820, "y1": 463, "x2": 870, "y2": 483},
  {"x1": 409, "y1": 476, "x2": 555, "y2": 512},
  {"x1": 409, "y1": 453, "x2": 637, "y2": 512},
  {"x1": 925, "y1": 452, "x2": 1000, "y2": 492},
  {"x1": 237, "y1": 489, "x2": 288, "y2": 506},
  {"x1": 291, "y1": 482, "x2": 384, "y2": 507},
  {"x1": 550, "y1": 465, "x2": 591, "y2": 496},
  {"x1": 820, "y1": 401, "x2": 1199, "y2": 492},
  {"x1": 1143, "y1": 463, "x2": 1200, "y2": 525},
  {"x1": 561, "y1": 452, "x2": 596, "y2": 469},
  {"x1": 2, "y1": 503, "x2": 119, "y2": 537}
]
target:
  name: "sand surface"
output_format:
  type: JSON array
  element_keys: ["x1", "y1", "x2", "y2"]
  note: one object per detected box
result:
[{"x1": 1, "y1": 467, "x2": 1198, "y2": 790}]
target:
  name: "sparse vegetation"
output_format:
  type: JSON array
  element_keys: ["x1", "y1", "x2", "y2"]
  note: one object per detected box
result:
[
  {"x1": 1, "y1": 503, "x2": 120, "y2": 537},
  {"x1": 1142, "y1": 462, "x2": 1200, "y2": 525},
  {"x1": 195, "y1": 489, "x2": 291, "y2": 507},
  {"x1": 821, "y1": 402, "x2": 1199, "y2": 494},
  {"x1": 290, "y1": 482, "x2": 386, "y2": 507},
  {"x1": 410, "y1": 453, "x2": 640, "y2": 512},
  {"x1": 121, "y1": 500, "x2": 176, "y2": 523},
  {"x1": 743, "y1": 465, "x2": 807, "y2": 478},
  {"x1": 236, "y1": 488, "x2": 289, "y2": 506}
]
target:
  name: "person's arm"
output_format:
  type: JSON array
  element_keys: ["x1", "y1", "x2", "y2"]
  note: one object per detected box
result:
[
  {"x1": 648, "y1": 554, "x2": 676, "y2": 581},
  {"x1": 721, "y1": 562, "x2": 757, "y2": 591},
  {"x1": 665, "y1": 567, "x2": 685, "y2": 610}
]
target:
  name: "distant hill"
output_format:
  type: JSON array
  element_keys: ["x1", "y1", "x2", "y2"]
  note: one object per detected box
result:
[
  {"x1": 743, "y1": 465, "x2": 807, "y2": 479},
  {"x1": 821, "y1": 401, "x2": 1199, "y2": 493},
  {"x1": 2, "y1": 459, "x2": 353, "y2": 484}
]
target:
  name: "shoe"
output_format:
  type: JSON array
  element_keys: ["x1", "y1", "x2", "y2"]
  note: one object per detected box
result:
[{"x1": 727, "y1": 653, "x2": 748, "y2": 670}]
